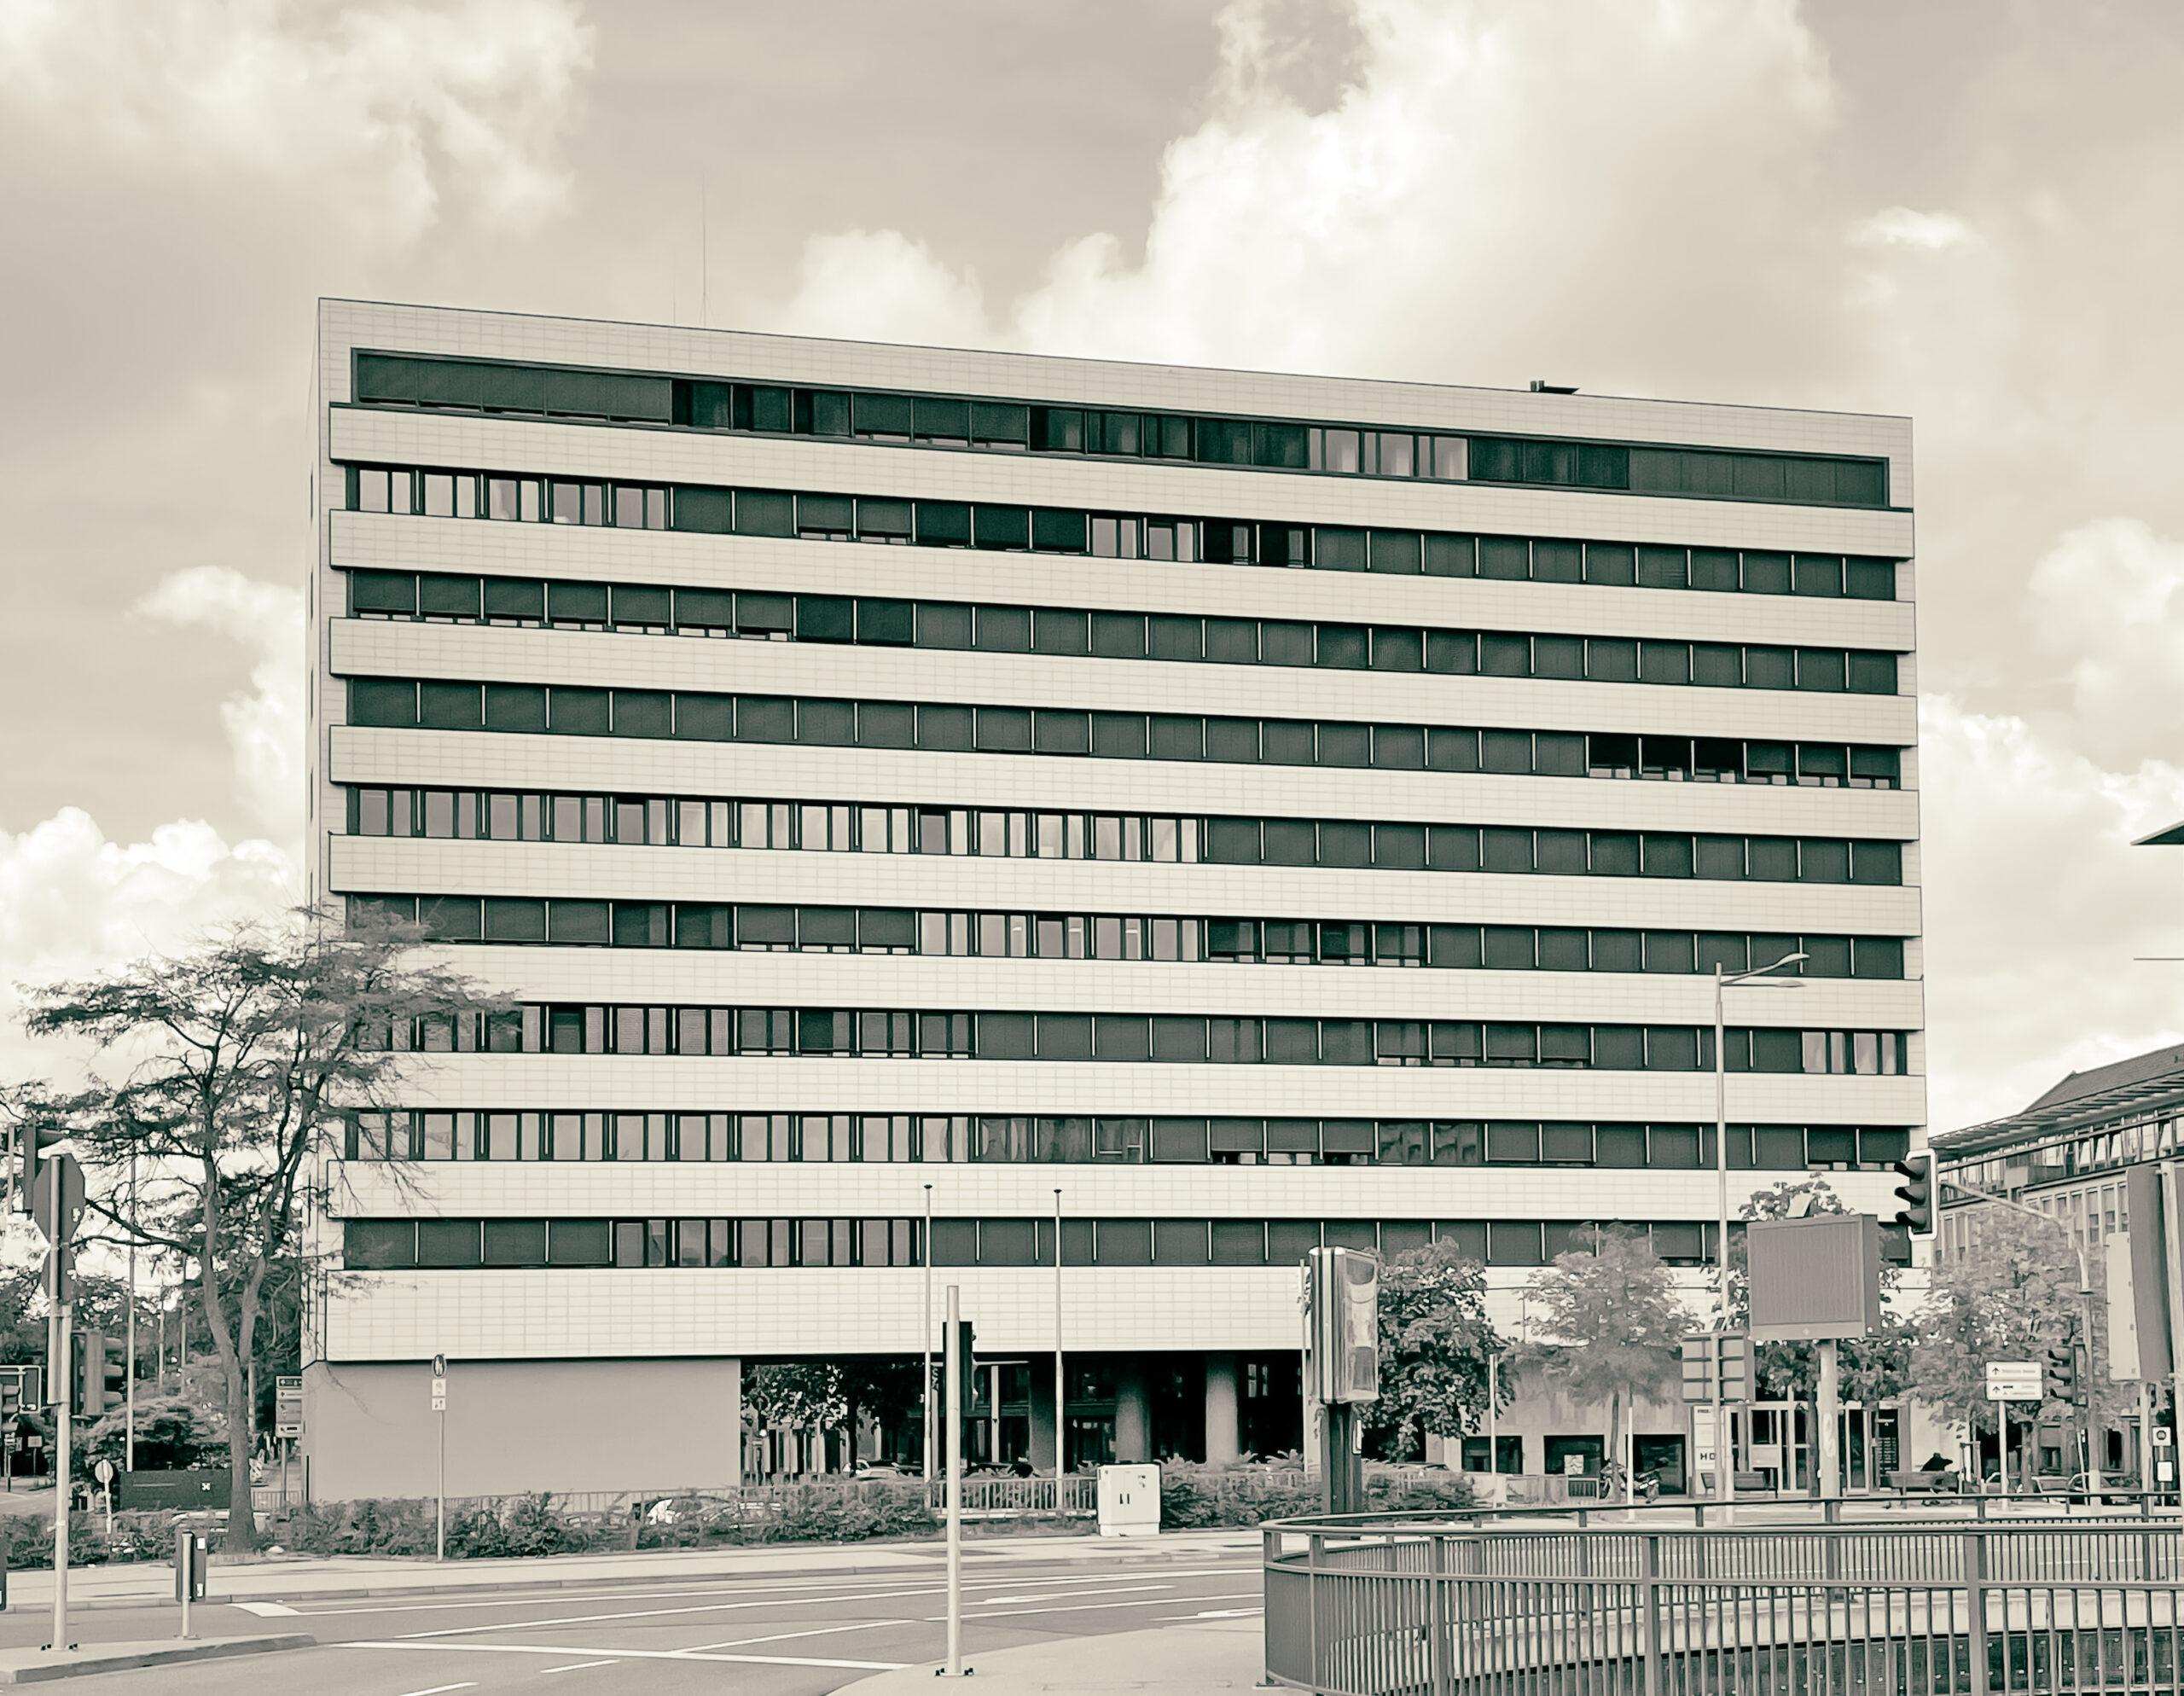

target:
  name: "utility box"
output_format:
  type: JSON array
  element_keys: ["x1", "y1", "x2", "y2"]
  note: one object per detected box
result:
[{"x1": 1097, "y1": 1463, "x2": 1160, "y2": 1537}]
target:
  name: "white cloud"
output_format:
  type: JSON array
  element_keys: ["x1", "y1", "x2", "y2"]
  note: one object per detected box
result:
[
  {"x1": 771, "y1": 229, "x2": 990, "y2": 351},
  {"x1": 136, "y1": 568, "x2": 305, "y2": 845},
  {"x1": 0, "y1": 0, "x2": 593, "y2": 237},
  {"x1": 1920, "y1": 694, "x2": 2184, "y2": 1132},
  {"x1": 2027, "y1": 518, "x2": 2184, "y2": 769},
  {"x1": 1, "y1": 567, "x2": 305, "y2": 1086},
  {"x1": 0, "y1": 810, "x2": 298, "y2": 1086},
  {"x1": 1851, "y1": 206, "x2": 1975, "y2": 252},
  {"x1": 777, "y1": 0, "x2": 1843, "y2": 392}
]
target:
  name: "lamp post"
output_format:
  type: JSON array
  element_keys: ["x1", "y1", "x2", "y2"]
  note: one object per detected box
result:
[
  {"x1": 1053, "y1": 1188, "x2": 1066, "y2": 1482},
  {"x1": 922, "y1": 1183, "x2": 934, "y2": 1485},
  {"x1": 1712, "y1": 952, "x2": 1805, "y2": 1522}
]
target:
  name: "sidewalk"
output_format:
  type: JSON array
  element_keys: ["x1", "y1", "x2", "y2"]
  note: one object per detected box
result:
[
  {"x1": 838, "y1": 1617, "x2": 1263, "y2": 1695},
  {"x1": 2, "y1": 1527, "x2": 1263, "y2": 1612},
  {"x1": 0, "y1": 1635, "x2": 314, "y2": 1686}
]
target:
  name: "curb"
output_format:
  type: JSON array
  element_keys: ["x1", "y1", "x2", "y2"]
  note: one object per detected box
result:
[
  {"x1": 5, "y1": 1533, "x2": 1262, "y2": 1612},
  {"x1": 0, "y1": 1634, "x2": 315, "y2": 1685}
]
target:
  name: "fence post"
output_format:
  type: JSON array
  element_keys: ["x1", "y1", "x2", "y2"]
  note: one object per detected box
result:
[
  {"x1": 1308, "y1": 1532, "x2": 1324, "y2": 1693},
  {"x1": 1962, "y1": 1530, "x2": 1989, "y2": 1696},
  {"x1": 1640, "y1": 1532, "x2": 1664, "y2": 1696},
  {"x1": 1426, "y1": 1530, "x2": 1448, "y2": 1696}
]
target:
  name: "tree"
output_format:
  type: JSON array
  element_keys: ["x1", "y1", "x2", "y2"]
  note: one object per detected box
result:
[
  {"x1": 745, "y1": 1361, "x2": 928, "y2": 1471},
  {"x1": 1728, "y1": 1179, "x2": 1912, "y2": 1407},
  {"x1": 84, "y1": 1394, "x2": 224, "y2": 1472},
  {"x1": 15, "y1": 909, "x2": 504, "y2": 1550},
  {"x1": 1910, "y1": 1208, "x2": 2115, "y2": 1484},
  {"x1": 1522, "y1": 1226, "x2": 1686, "y2": 1497},
  {"x1": 1362, "y1": 1240, "x2": 1508, "y2": 1461}
]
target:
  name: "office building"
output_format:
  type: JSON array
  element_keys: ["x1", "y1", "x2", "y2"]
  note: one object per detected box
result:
[{"x1": 302, "y1": 299, "x2": 1922, "y2": 1498}]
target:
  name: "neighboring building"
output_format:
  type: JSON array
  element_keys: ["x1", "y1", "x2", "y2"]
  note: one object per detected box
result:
[
  {"x1": 301, "y1": 299, "x2": 1923, "y2": 1501},
  {"x1": 1932, "y1": 1040, "x2": 2184, "y2": 1476}
]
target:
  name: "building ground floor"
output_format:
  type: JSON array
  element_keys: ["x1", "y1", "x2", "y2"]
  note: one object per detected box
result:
[{"x1": 300, "y1": 1347, "x2": 1956, "y2": 1504}]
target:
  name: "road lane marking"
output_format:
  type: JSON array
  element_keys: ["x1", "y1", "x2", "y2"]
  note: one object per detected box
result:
[
  {"x1": 346, "y1": 1640, "x2": 904, "y2": 1670},
  {"x1": 541, "y1": 1661, "x2": 619, "y2": 1674},
  {"x1": 366, "y1": 1571, "x2": 1245, "y2": 1641},
  {"x1": 972, "y1": 1585, "x2": 1169, "y2": 1605},
  {"x1": 375, "y1": 1584, "x2": 969, "y2": 1639},
  {"x1": 1154, "y1": 1607, "x2": 1263, "y2": 1619},
  {"x1": 233, "y1": 1600, "x2": 301, "y2": 1617},
  {"x1": 673, "y1": 1619, "x2": 914, "y2": 1653},
  {"x1": 282, "y1": 1564, "x2": 1258, "y2": 1618},
  {"x1": 927, "y1": 1591, "x2": 1261, "y2": 1622},
  {"x1": 394, "y1": 1685, "x2": 476, "y2": 1696}
]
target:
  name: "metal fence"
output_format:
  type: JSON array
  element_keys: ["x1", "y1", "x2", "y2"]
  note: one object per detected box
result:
[
  {"x1": 1263, "y1": 1514, "x2": 2184, "y2": 1694},
  {"x1": 256, "y1": 1472, "x2": 1100, "y2": 1523}
]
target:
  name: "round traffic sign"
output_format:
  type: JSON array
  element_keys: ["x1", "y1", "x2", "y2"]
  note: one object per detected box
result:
[
  {"x1": 94, "y1": 1459, "x2": 115, "y2": 1483},
  {"x1": 2155, "y1": 1428, "x2": 2173, "y2": 1448}
]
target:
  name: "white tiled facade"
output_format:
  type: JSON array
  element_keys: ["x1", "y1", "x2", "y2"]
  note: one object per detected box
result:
[{"x1": 303, "y1": 299, "x2": 1922, "y2": 1495}]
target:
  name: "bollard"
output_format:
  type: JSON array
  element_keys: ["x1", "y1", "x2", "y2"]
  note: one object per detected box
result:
[{"x1": 174, "y1": 1526, "x2": 207, "y2": 1640}]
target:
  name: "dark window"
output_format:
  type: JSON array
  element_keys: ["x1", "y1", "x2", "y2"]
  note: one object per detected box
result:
[
  {"x1": 418, "y1": 682, "x2": 480, "y2": 731},
  {"x1": 917, "y1": 502, "x2": 972, "y2": 548}
]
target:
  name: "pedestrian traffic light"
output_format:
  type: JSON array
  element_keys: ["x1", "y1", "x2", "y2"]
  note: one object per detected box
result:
[
  {"x1": 950, "y1": 1319, "x2": 978, "y2": 1414},
  {"x1": 1890, "y1": 1153, "x2": 1935, "y2": 1236},
  {"x1": 2044, "y1": 1345, "x2": 2079, "y2": 1404}
]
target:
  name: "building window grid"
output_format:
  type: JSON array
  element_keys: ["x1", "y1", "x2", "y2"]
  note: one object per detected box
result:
[
  {"x1": 342, "y1": 677, "x2": 1907, "y2": 794},
  {"x1": 345, "y1": 1213, "x2": 1744, "y2": 1272},
  {"x1": 345, "y1": 891, "x2": 1910, "y2": 982},
  {"x1": 343, "y1": 787, "x2": 1908, "y2": 888},
  {"x1": 344, "y1": 567, "x2": 1904, "y2": 698},
  {"x1": 343, "y1": 1111, "x2": 1910, "y2": 1172},
  {"x1": 350, "y1": 1004, "x2": 1911, "y2": 1074},
  {"x1": 341, "y1": 462, "x2": 1900, "y2": 601},
  {"x1": 346, "y1": 354, "x2": 1892, "y2": 512}
]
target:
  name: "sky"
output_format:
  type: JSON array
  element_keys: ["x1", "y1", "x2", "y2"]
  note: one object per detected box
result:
[{"x1": 4, "y1": 0, "x2": 2184, "y2": 1134}]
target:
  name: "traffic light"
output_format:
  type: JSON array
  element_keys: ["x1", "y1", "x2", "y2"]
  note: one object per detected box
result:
[
  {"x1": 2044, "y1": 1345, "x2": 2080, "y2": 1404},
  {"x1": 10, "y1": 1124, "x2": 69, "y2": 1218},
  {"x1": 949, "y1": 1319, "x2": 978, "y2": 1414},
  {"x1": 1890, "y1": 1153, "x2": 1935, "y2": 1236}
]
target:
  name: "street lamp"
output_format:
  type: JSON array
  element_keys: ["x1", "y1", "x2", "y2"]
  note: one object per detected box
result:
[{"x1": 1711, "y1": 951, "x2": 1805, "y2": 1522}]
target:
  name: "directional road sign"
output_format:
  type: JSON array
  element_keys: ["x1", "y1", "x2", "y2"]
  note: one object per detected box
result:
[{"x1": 1986, "y1": 1360, "x2": 2042, "y2": 1401}]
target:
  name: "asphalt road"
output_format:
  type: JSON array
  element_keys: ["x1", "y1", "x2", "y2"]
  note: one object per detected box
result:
[{"x1": 0, "y1": 1549, "x2": 1263, "y2": 1694}]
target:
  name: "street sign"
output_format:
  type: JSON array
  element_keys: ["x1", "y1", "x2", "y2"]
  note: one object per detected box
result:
[
  {"x1": 1986, "y1": 1361, "x2": 2041, "y2": 1401},
  {"x1": 93, "y1": 1460, "x2": 113, "y2": 1484},
  {"x1": 430, "y1": 1376, "x2": 446, "y2": 1398},
  {"x1": 275, "y1": 1375, "x2": 305, "y2": 1438},
  {"x1": 430, "y1": 1396, "x2": 446, "y2": 1413},
  {"x1": 2155, "y1": 1427, "x2": 2174, "y2": 1449},
  {"x1": 30, "y1": 1156, "x2": 84, "y2": 1246}
]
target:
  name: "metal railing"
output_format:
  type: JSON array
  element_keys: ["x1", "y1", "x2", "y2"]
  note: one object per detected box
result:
[
  {"x1": 1263, "y1": 1513, "x2": 2184, "y2": 1694},
  {"x1": 262, "y1": 1473, "x2": 1101, "y2": 1524}
]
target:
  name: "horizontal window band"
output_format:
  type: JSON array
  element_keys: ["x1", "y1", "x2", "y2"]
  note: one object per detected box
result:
[
  {"x1": 345, "y1": 1212, "x2": 1913, "y2": 1272},
  {"x1": 342, "y1": 568, "x2": 1904, "y2": 694},
  {"x1": 347, "y1": 892, "x2": 1908, "y2": 979},
  {"x1": 341, "y1": 677, "x2": 1906, "y2": 790},
  {"x1": 347, "y1": 353, "x2": 1892, "y2": 510},
  {"x1": 340, "y1": 463, "x2": 1901, "y2": 599},
  {"x1": 359, "y1": 1001, "x2": 1914, "y2": 1074},
  {"x1": 347, "y1": 1110, "x2": 1913, "y2": 1172},
  {"x1": 343, "y1": 787, "x2": 1907, "y2": 886}
]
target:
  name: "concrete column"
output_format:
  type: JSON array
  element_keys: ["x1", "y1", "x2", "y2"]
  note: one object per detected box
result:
[
  {"x1": 1030, "y1": 1371, "x2": 1059, "y2": 1471},
  {"x1": 1204, "y1": 1353, "x2": 1240, "y2": 1465},
  {"x1": 1114, "y1": 1366, "x2": 1150, "y2": 1463}
]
